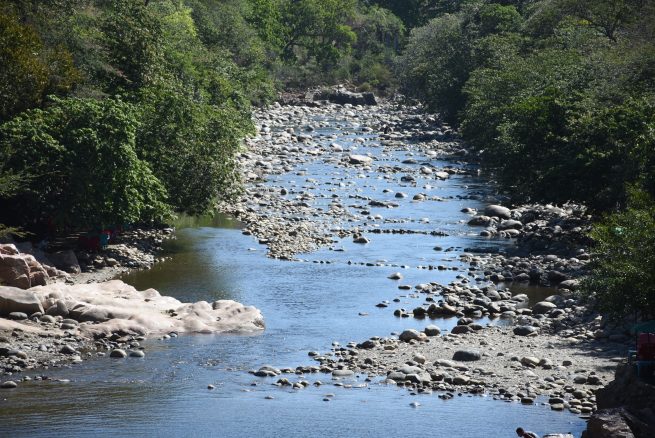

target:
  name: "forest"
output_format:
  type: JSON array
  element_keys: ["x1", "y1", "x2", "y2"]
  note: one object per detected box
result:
[{"x1": 1, "y1": 0, "x2": 654, "y2": 314}]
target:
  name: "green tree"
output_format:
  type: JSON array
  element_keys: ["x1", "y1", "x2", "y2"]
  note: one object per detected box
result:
[
  {"x1": 396, "y1": 13, "x2": 471, "y2": 124},
  {"x1": 280, "y1": 0, "x2": 357, "y2": 67}
]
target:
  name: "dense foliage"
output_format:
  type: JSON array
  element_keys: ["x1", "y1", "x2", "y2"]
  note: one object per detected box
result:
[
  {"x1": 396, "y1": 0, "x2": 655, "y2": 212},
  {"x1": 0, "y1": 97, "x2": 171, "y2": 228}
]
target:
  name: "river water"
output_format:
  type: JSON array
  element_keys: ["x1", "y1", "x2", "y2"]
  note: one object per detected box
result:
[{"x1": 0, "y1": 108, "x2": 585, "y2": 437}]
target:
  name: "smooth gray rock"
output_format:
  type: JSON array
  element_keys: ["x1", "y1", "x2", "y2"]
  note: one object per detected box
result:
[
  {"x1": 453, "y1": 349, "x2": 482, "y2": 362},
  {"x1": 424, "y1": 325, "x2": 441, "y2": 336},
  {"x1": 399, "y1": 329, "x2": 422, "y2": 342},
  {"x1": 514, "y1": 325, "x2": 539, "y2": 336},
  {"x1": 332, "y1": 369, "x2": 354, "y2": 378},
  {"x1": 348, "y1": 154, "x2": 373, "y2": 165},
  {"x1": 451, "y1": 325, "x2": 471, "y2": 335},
  {"x1": 533, "y1": 301, "x2": 557, "y2": 314},
  {"x1": 60, "y1": 345, "x2": 77, "y2": 355}
]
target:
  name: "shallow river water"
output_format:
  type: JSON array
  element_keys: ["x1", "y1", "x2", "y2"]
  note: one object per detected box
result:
[{"x1": 0, "y1": 109, "x2": 586, "y2": 437}]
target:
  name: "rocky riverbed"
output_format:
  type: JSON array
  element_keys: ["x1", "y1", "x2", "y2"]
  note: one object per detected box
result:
[
  {"x1": 220, "y1": 98, "x2": 593, "y2": 285},
  {"x1": 223, "y1": 94, "x2": 631, "y2": 428}
]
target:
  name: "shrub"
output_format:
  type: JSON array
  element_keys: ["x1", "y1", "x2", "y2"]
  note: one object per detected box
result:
[
  {"x1": 0, "y1": 97, "x2": 171, "y2": 229},
  {"x1": 582, "y1": 189, "x2": 655, "y2": 318}
]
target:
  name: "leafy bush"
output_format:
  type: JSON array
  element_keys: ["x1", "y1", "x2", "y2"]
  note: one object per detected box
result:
[
  {"x1": 0, "y1": 97, "x2": 171, "y2": 229},
  {"x1": 137, "y1": 80, "x2": 249, "y2": 214},
  {"x1": 582, "y1": 189, "x2": 655, "y2": 318}
]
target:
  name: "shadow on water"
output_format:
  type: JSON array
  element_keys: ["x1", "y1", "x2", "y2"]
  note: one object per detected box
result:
[{"x1": 172, "y1": 212, "x2": 244, "y2": 230}]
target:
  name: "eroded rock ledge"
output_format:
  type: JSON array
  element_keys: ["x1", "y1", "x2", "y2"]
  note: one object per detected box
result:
[{"x1": 0, "y1": 280, "x2": 264, "y2": 379}]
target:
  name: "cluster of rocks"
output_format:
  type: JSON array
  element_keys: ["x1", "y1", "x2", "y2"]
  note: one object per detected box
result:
[
  {"x1": 75, "y1": 227, "x2": 174, "y2": 277},
  {"x1": 383, "y1": 278, "x2": 601, "y2": 339},
  {"x1": 297, "y1": 324, "x2": 621, "y2": 419},
  {"x1": 1, "y1": 227, "x2": 174, "y2": 289},
  {"x1": 459, "y1": 203, "x2": 592, "y2": 284},
  {"x1": 249, "y1": 364, "x2": 365, "y2": 393},
  {"x1": 0, "y1": 244, "x2": 70, "y2": 289},
  {"x1": 307, "y1": 87, "x2": 377, "y2": 106},
  {"x1": 0, "y1": 313, "x2": 149, "y2": 388},
  {"x1": 465, "y1": 203, "x2": 591, "y2": 251}
]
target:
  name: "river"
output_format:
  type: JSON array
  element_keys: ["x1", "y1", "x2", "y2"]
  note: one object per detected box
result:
[{"x1": 0, "y1": 103, "x2": 586, "y2": 437}]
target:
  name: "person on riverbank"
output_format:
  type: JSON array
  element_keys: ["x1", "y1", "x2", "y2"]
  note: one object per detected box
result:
[{"x1": 516, "y1": 427, "x2": 539, "y2": 438}]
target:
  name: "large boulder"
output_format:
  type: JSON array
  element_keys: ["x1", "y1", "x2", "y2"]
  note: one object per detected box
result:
[
  {"x1": 583, "y1": 364, "x2": 655, "y2": 438},
  {"x1": 29, "y1": 280, "x2": 265, "y2": 337},
  {"x1": 46, "y1": 250, "x2": 80, "y2": 274},
  {"x1": 0, "y1": 253, "x2": 31, "y2": 289},
  {"x1": 0, "y1": 245, "x2": 51, "y2": 289},
  {"x1": 583, "y1": 408, "x2": 636, "y2": 438},
  {"x1": 0, "y1": 286, "x2": 44, "y2": 316}
]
